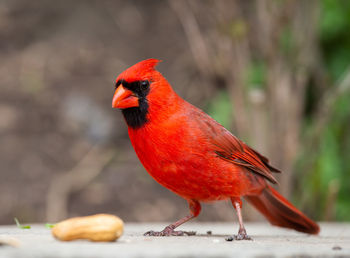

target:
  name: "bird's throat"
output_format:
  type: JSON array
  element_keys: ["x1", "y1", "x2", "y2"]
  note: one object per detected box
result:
[{"x1": 121, "y1": 98, "x2": 149, "y2": 129}]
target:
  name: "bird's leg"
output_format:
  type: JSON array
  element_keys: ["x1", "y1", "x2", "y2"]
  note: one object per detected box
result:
[
  {"x1": 226, "y1": 197, "x2": 252, "y2": 241},
  {"x1": 144, "y1": 200, "x2": 201, "y2": 236}
]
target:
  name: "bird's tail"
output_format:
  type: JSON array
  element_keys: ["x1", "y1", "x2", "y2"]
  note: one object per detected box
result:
[{"x1": 245, "y1": 185, "x2": 320, "y2": 234}]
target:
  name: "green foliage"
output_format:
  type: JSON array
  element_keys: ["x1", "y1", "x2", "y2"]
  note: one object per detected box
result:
[
  {"x1": 320, "y1": 0, "x2": 350, "y2": 80},
  {"x1": 331, "y1": 94, "x2": 350, "y2": 220},
  {"x1": 300, "y1": 93, "x2": 350, "y2": 221},
  {"x1": 14, "y1": 217, "x2": 31, "y2": 229},
  {"x1": 295, "y1": 0, "x2": 350, "y2": 221},
  {"x1": 279, "y1": 26, "x2": 296, "y2": 59},
  {"x1": 206, "y1": 90, "x2": 233, "y2": 129},
  {"x1": 45, "y1": 223, "x2": 56, "y2": 229},
  {"x1": 246, "y1": 60, "x2": 266, "y2": 89}
]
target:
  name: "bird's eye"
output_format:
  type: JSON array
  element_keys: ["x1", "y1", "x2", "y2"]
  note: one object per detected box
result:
[{"x1": 140, "y1": 80, "x2": 150, "y2": 90}]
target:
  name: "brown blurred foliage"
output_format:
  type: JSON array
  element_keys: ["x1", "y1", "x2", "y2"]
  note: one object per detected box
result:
[
  {"x1": 1, "y1": 0, "x2": 345, "y2": 225},
  {"x1": 0, "y1": 0, "x2": 234, "y2": 224}
]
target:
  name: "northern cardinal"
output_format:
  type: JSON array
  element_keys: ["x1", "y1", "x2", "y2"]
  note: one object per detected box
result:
[{"x1": 112, "y1": 59, "x2": 319, "y2": 240}]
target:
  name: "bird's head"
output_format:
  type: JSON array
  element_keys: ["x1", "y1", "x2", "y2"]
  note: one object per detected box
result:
[
  {"x1": 112, "y1": 59, "x2": 161, "y2": 109},
  {"x1": 112, "y1": 59, "x2": 175, "y2": 128}
]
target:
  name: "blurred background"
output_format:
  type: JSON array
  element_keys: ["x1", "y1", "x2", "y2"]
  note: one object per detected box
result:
[{"x1": 0, "y1": 0, "x2": 349, "y2": 225}]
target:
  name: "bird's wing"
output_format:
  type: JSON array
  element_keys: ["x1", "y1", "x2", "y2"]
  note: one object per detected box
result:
[{"x1": 194, "y1": 110, "x2": 280, "y2": 184}]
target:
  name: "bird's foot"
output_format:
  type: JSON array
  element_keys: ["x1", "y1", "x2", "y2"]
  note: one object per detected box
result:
[
  {"x1": 225, "y1": 234, "x2": 252, "y2": 241},
  {"x1": 144, "y1": 225, "x2": 196, "y2": 236},
  {"x1": 225, "y1": 228, "x2": 252, "y2": 241}
]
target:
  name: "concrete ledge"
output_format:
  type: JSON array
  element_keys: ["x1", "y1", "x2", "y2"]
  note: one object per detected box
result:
[{"x1": 0, "y1": 222, "x2": 349, "y2": 257}]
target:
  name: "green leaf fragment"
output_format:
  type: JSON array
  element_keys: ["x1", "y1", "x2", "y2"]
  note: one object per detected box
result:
[
  {"x1": 45, "y1": 223, "x2": 55, "y2": 229},
  {"x1": 14, "y1": 217, "x2": 31, "y2": 229}
]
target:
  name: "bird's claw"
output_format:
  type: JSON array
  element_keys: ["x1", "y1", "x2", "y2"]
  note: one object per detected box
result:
[
  {"x1": 225, "y1": 228, "x2": 252, "y2": 241},
  {"x1": 144, "y1": 226, "x2": 196, "y2": 236},
  {"x1": 225, "y1": 233, "x2": 252, "y2": 241}
]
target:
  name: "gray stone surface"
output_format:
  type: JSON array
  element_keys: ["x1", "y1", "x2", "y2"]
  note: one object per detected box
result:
[{"x1": 0, "y1": 222, "x2": 349, "y2": 257}]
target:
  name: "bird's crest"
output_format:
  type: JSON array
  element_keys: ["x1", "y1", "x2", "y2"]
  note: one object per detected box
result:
[{"x1": 116, "y1": 59, "x2": 162, "y2": 83}]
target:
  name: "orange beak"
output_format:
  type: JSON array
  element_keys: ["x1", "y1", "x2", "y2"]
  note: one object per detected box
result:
[{"x1": 112, "y1": 85, "x2": 139, "y2": 109}]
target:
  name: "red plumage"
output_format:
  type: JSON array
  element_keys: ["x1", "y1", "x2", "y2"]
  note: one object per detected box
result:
[{"x1": 112, "y1": 59, "x2": 319, "y2": 238}]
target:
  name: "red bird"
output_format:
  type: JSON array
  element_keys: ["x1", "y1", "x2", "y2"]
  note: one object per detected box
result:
[{"x1": 112, "y1": 59, "x2": 319, "y2": 240}]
